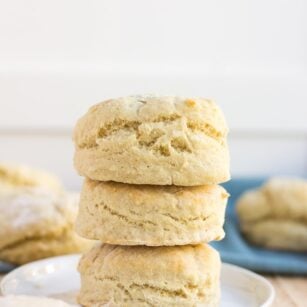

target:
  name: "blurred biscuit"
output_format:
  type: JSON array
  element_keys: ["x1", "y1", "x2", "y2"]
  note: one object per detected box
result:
[
  {"x1": 78, "y1": 243, "x2": 220, "y2": 307},
  {"x1": 0, "y1": 162, "x2": 62, "y2": 192},
  {"x1": 74, "y1": 95, "x2": 230, "y2": 186},
  {"x1": 76, "y1": 179, "x2": 229, "y2": 246},
  {"x1": 236, "y1": 177, "x2": 307, "y2": 251},
  {"x1": 0, "y1": 189, "x2": 93, "y2": 264}
]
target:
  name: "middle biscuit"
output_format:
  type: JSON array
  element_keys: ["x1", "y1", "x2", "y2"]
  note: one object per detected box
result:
[{"x1": 76, "y1": 179, "x2": 228, "y2": 246}]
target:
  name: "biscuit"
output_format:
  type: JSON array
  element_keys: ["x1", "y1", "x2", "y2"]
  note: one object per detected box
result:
[
  {"x1": 0, "y1": 295, "x2": 74, "y2": 307},
  {"x1": 236, "y1": 177, "x2": 307, "y2": 251},
  {"x1": 78, "y1": 244, "x2": 220, "y2": 307},
  {"x1": 76, "y1": 179, "x2": 229, "y2": 246},
  {"x1": 0, "y1": 162, "x2": 62, "y2": 192},
  {"x1": 0, "y1": 189, "x2": 93, "y2": 264},
  {"x1": 73, "y1": 95, "x2": 230, "y2": 186}
]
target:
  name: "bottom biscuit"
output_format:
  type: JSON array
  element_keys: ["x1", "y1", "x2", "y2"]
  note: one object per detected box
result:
[{"x1": 78, "y1": 244, "x2": 220, "y2": 307}]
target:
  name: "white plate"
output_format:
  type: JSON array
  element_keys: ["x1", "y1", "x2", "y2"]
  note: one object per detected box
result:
[{"x1": 1, "y1": 254, "x2": 274, "y2": 307}]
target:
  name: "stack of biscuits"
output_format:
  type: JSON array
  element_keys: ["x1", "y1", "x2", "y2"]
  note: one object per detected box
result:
[{"x1": 73, "y1": 95, "x2": 230, "y2": 307}]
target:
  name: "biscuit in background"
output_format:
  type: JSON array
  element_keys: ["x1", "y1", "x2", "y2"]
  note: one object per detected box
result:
[
  {"x1": 0, "y1": 189, "x2": 93, "y2": 264},
  {"x1": 0, "y1": 162, "x2": 62, "y2": 193},
  {"x1": 236, "y1": 177, "x2": 307, "y2": 251}
]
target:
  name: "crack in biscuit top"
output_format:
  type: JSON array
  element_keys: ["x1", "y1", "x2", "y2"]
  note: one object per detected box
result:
[
  {"x1": 77, "y1": 117, "x2": 226, "y2": 150},
  {"x1": 74, "y1": 96, "x2": 228, "y2": 152}
]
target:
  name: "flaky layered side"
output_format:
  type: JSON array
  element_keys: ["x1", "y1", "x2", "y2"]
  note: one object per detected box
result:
[
  {"x1": 237, "y1": 177, "x2": 307, "y2": 251},
  {"x1": 74, "y1": 95, "x2": 230, "y2": 186},
  {"x1": 78, "y1": 244, "x2": 220, "y2": 307},
  {"x1": 76, "y1": 179, "x2": 229, "y2": 246}
]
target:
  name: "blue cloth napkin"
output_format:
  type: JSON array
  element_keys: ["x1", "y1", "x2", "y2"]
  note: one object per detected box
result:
[
  {"x1": 0, "y1": 261, "x2": 16, "y2": 273},
  {"x1": 212, "y1": 178, "x2": 307, "y2": 275}
]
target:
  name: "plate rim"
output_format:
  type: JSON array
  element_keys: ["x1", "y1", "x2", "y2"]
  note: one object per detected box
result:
[
  {"x1": 1, "y1": 255, "x2": 275, "y2": 307},
  {"x1": 222, "y1": 262, "x2": 275, "y2": 307}
]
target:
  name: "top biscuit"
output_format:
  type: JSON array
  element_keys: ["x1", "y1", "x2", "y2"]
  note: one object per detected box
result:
[{"x1": 74, "y1": 95, "x2": 230, "y2": 185}]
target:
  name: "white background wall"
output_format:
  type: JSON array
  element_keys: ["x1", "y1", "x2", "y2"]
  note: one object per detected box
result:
[{"x1": 0, "y1": 0, "x2": 306, "y2": 189}]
